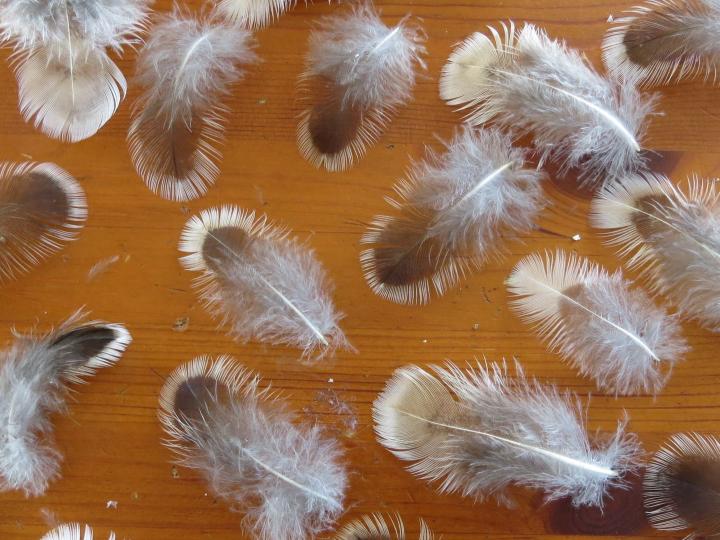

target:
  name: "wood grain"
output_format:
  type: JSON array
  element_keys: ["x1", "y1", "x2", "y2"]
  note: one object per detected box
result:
[{"x1": 1, "y1": 1, "x2": 718, "y2": 538}]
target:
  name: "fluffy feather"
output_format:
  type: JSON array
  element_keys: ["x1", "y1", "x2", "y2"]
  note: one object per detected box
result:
[
  {"x1": 591, "y1": 172, "x2": 720, "y2": 331},
  {"x1": 42, "y1": 523, "x2": 115, "y2": 540},
  {"x1": 603, "y1": 0, "x2": 720, "y2": 86},
  {"x1": 0, "y1": 311, "x2": 131, "y2": 497},
  {"x1": 0, "y1": 0, "x2": 150, "y2": 141},
  {"x1": 644, "y1": 433, "x2": 720, "y2": 538},
  {"x1": 334, "y1": 513, "x2": 435, "y2": 540},
  {"x1": 297, "y1": 2, "x2": 426, "y2": 171},
  {"x1": 361, "y1": 127, "x2": 546, "y2": 305},
  {"x1": 506, "y1": 250, "x2": 688, "y2": 395},
  {"x1": 214, "y1": 0, "x2": 295, "y2": 28},
  {"x1": 373, "y1": 360, "x2": 640, "y2": 508},
  {"x1": 128, "y1": 10, "x2": 257, "y2": 201},
  {"x1": 179, "y1": 206, "x2": 349, "y2": 362},
  {"x1": 0, "y1": 161, "x2": 87, "y2": 281},
  {"x1": 440, "y1": 22, "x2": 655, "y2": 185},
  {"x1": 158, "y1": 355, "x2": 347, "y2": 540}
]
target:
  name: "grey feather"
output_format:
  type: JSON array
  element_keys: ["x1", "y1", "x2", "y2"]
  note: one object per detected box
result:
[
  {"x1": 373, "y1": 360, "x2": 640, "y2": 508},
  {"x1": 603, "y1": 0, "x2": 720, "y2": 86},
  {"x1": 213, "y1": 0, "x2": 296, "y2": 28},
  {"x1": 361, "y1": 127, "x2": 546, "y2": 305},
  {"x1": 0, "y1": 0, "x2": 150, "y2": 141},
  {"x1": 297, "y1": 2, "x2": 426, "y2": 171},
  {"x1": 440, "y1": 22, "x2": 656, "y2": 186},
  {"x1": 42, "y1": 523, "x2": 115, "y2": 540},
  {"x1": 159, "y1": 356, "x2": 348, "y2": 540},
  {"x1": 128, "y1": 10, "x2": 257, "y2": 201},
  {"x1": 506, "y1": 250, "x2": 688, "y2": 395},
  {"x1": 0, "y1": 311, "x2": 131, "y2": 497},
  {"x1": 178, "y1": 206, "x2": 350, "y2": 362},
  {"x1": 591, "y1": 172, "x2": 720, "y2": 331}
]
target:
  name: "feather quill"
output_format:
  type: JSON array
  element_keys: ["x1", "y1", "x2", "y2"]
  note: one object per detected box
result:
[
  {"x1": 591, "y1": 172, "x2": 720, "y2": 331},
  {"x1": 335, "y1": 513, "x2": 435, "y2": 540},
  {"x1": 644, "y1": 433, "x2": 720, "y2": 538},
  {"x1": 0, "y1": 311, "x2": 131, "y2": 497},
  {"x1": 373, "y1": 360, "x2": 640, "y2": 508},
  {"x1": 603, "y1": 0, "x2": 720, "y2": 86},
  {"x1": 159, "y1": 355, "x2": 347, "y2": 540},
  {"x1": 440, "y1": 22, "x2": 655, "y2": 185},
  {"x1": 0, "y1": 0, "x2": 150, "y2": 142},
  {"x1": 297, "y1": 2, "x2": 426, "y2": 172},
  {"x1": 506, "y1": 250, "x2": 688, "y2": 395},
  {"x1": 42, "y1": 524, "x2": 115, "y2": 540},
  {"x1": 213, "y1": 0, "x2": 295, "y2": 28},
  {"x1": 128, "y1": 10, "x2": 257, "y2": 201},
  {"x1": 0, "y1": 161, "x2": 87, "y2": 282},
  {"x1": 179, "y1": 205, "x2": 349, "y2": 362},
  {"x1": 361, "y1": 127, "x2": 546, "y2": 305}
]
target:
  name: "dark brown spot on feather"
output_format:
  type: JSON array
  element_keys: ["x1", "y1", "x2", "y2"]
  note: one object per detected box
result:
[
  {"x1": 0, "y1": 169, "x2": 69, "y2": 236},
  {"x1": 174, "y1": 376, "x2": 230, "y2": 421},
  {"x1": 631, "y1": 193, "x2": 673, "y2": 241},
  {"x1": 51, "y1": 325, "x2": 119, "y2": 373},
  {"x1": 201, "y1": 226, "x2": 253, "y2": 274},
  {"x1": 308, "y1": 78, "x2": 363, "y2": 157}
]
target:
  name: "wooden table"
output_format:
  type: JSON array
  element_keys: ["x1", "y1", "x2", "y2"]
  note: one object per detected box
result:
[{"x1": 1, "y1": 1, "x2": 717, "y2": 538}]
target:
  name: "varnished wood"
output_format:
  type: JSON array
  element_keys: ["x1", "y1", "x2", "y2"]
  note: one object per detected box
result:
[{"x1": 1, "y1": 1, "x2": 718, "y2": 538}]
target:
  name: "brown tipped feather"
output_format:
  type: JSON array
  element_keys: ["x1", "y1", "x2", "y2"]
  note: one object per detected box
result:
[
  {"x1": 644, "y1": 433, "x2": 720, "y2": 537},
  {"x1": 0, "y1": 162, "x2": 86, "y2": 281}
]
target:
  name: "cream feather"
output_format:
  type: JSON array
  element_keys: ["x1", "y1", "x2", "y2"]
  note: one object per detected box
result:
[
  {"x1": 334, "y1": 513, "x2": 435, "y2": 540},
  {"x1": 297, "y1": 2, "x2": 426, "y2": 172},
  {"x1": 440, "y1": 22, "x2": 656, "y2": 185},
  {"x1": 179, "y1": 206, "x2": 350, "y2": 362},
  {"x1": 373, "y1": 360, "x2": 640, "y2": 508},
  {"x1": 159, "y1": 355, "x2": 348, "y2": 540},
  {"x1": 603, "y1": 0, "x2": 720, "y2": 86},
  {"x1": 0, "y1": 311, "x2": 131, "y2": 497},
  {"x1": 41, "y1": 523, "x2": 115, "y2": 540},
  {"x1": 128, "y1": 10, "x2": 257, "y2": 201},
  {"x1": 506, "y1": 250, "x2": 688, "y2": 395},
  {"x1": 361, "y1": 127, "x2": 546, "y2": 305},
  {"x1": 591, "y1": 172, "x2": 720, "y2": 331},
  {"x1": 0, "y1": 161, "x2": 87, "y2": 282},
  {"x1": 214, "y1": 0, "x2": 296, "y2": 28}
]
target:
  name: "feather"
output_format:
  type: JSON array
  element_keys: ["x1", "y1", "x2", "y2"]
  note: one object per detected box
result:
[
  {"x1": 590, "y1": 172, "x2": 720, "y2": 331},
  {"x1": 603, "y1": 0, "x2": 720, "y2": 87},
  {"x1": 373, "y1": 360, "x2": 640, "y2": 508},
  {"x1": 360, "y1": 127, "x2": 546, "y2": 305},
  {"x1": 213, "y1": 0, "x2": 296, "y2": 28},
  {"x1": 0, "y1": 311, "x2": 131, "y2": 497},
  {"x1": 178, "y1": 205, "x2": 349, "y2": 362},
  {"x1": 297, "y1": 2, "x2": 426, "y2": 172},
  {"x1": 128, "y1": 10, "x2": 257, "y2": 201},
  {"x1": 506, "y1": 250, "x2": 688, "y2": 395},
  {"x1": 0, "y1": 161, "x2": 87, "y2": 281},
  {"x1": 0, "y1": 0, "x2": 150, "y2": 142},
  {"x1": 42, "y1": 524, "x2": 115, "y2": 540},
  {"x1": 644, "y1": 433, "x2": 720, "y2": 538},
  {"x1": 440, "y1": 22, "x2": 656, "y2": 185},
  {"x1": 158, "y1": 355, "x2": 347, "y2": 540},
  {"x1": 335, "y1": 513, "x2": 435, "y2": 540}
]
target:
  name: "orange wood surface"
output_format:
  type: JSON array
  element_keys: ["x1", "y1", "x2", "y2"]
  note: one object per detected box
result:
[{"x1": 1, "y1": 1, "x2": 718, "y2": 538}]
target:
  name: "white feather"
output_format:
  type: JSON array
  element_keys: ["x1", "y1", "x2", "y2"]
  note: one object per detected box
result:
[
  {"x1": 158, "y1": 356, "x2": 348, "y2": 540},
  {"x1": 591, "y1": 172, "x2": 720, "y2": 331},
  {"x1": 214, "y1": 0, "x2": 296, "y2": 28},
  {"x1": 0, "y1": 0, "x2": 150, "y2": 141},
  {"x1": 360, "y1": 127, "x2": 546, "y2": 305},
  {"x1": 373, "y1": 360, "x2": 641, "y2": 508},
  {"x1": 334, "y1": 513, "x2": 435, "y2": 540},
  {"x1": 178, "y1": 206, "x2": 350, "y2": 362},
  {"x1": 440, "y1": 22, "x2": 656, "y2": 185},
  {"x1": 42, "y1": 523, "x2": 116, "y2": 540},
  {"x1": 0, "y1": 311, "x2": 131, "y2": 497},
  {"x1": 128, "y1": 10, "x2": 257, "y2": 201},
  {"x1": 297, "y1": 2, "x2": 426, "y2": 171},
  {"x1": 603, "y1": 0, "x2": 720, "y2": 86},
  {"x1": 0, "y1": 161, "x2": 87, "y2": 282},
  {"x1": 506, "y1": 250, "x2": 688, "y2": 395}
]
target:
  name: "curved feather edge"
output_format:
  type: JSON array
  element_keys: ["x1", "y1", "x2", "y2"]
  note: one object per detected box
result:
[
  {"x1": 644, "y1": 433, "x2": 720, "y2": 538},
  {"x1": 0, "y1": 161, "x2": 87, "y2": 281},
  {"x1": 603, "y1": 0, "x2": 720, "y2": 86},
  {"x1": 41, "y1": 523, "x2": 116, "y2": 540},
  {"x1": 214, "y1": 0, "x2": 296, "y2": 28},
  {"x1": 334, "y1": 513, "x2": 435, "y2": 539}
]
